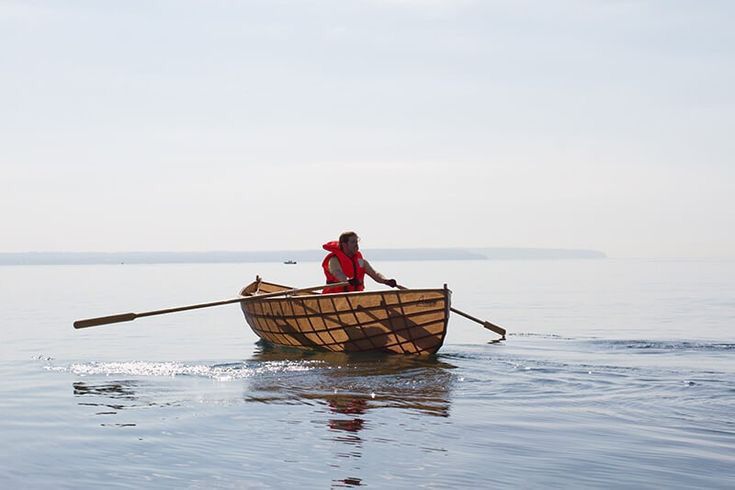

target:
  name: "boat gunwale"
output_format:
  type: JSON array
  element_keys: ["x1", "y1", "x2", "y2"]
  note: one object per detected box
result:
[{"x1": 239, "y1": 287, "x2": 450, "y2": 302}]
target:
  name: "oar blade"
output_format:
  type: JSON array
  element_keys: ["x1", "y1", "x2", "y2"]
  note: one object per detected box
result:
[
  {"x1": 482, "y1": 321, "x2": 506, "y2": 339},
  {"x1": 74, "y1": 313, "x2": 137, "y2": 329}
]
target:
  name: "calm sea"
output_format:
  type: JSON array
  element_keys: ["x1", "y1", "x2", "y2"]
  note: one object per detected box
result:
[{"x1": 1, "y1": 259, "x2": 733, "y2": 488}]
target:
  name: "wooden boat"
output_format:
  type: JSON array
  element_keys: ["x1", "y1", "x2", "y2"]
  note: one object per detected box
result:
[
  {"x1": 239, "y1": 278, "x2": 451, "y2": 355},
  {"x1": 74, "y1": 278, "x2": 503, "y2": 346}
]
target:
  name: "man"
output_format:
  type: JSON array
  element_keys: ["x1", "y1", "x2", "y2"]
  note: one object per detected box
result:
[{"x1": 322, "y1": 231, "x2": 398, "y2": 293}]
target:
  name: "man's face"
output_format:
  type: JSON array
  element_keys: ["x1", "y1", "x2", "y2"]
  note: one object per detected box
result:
[{"x1": 342, "y1": 236, "x2": 359, "y2": 257}]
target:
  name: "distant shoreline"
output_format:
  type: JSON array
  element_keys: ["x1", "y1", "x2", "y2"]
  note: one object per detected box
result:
[{"x1": 0, "y1": 248, "x2": 606, "y2": 265}]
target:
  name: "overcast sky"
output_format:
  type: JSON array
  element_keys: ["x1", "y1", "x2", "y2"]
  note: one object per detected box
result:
[{"x1": 2, "y1": 0, "x2": 733, "y2": 258}]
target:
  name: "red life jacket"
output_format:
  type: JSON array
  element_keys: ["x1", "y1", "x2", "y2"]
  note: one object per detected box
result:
[{"x1": 321, "y1": 241, "x2": 365, "y2": 293}]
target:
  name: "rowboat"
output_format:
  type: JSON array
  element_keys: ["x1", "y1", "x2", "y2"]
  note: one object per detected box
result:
[
  {"x1": 239, "y1": 278, "x2": 451, "y2": 355},
  {"x1": 73, "y1": 277, "x2": 504, "y2": 352}
]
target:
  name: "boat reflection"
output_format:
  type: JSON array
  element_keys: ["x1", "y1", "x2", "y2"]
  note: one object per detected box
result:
[
  {"x1": 245, "y1": 342, "x2": 456, "y2": 418},
  {"x1": 72, "y1": 380, "x2": 149, "y2": 425},
  {"x1": 245, "y1": 343, "x2": 456, "y2": 488},
  {"x1": 72, "y1": 379, "x2": 177, "y2": 418},
  {"x1": 67, "y1": 347, "x2": 455, "y2": 487},
  {"x1": 73, "y1": 380, "x2": 138, "y2": 412}
]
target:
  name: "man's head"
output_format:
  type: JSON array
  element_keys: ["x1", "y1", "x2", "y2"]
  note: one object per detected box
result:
[{"x1": 339, "y1": 231, "x2": 360, "y2": 257}]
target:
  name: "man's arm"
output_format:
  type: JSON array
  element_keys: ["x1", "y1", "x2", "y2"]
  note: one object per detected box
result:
[
  {"x1": 363, "y1": 259, "x2": 397, "y2": 287},
  {"x1": 328, "y1": 256, "x2": 349, "y2": 282}
]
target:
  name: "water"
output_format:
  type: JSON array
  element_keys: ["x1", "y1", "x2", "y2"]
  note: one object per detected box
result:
[{"x1": 1, "y1": 259, "x2": 734, "y2": 488}]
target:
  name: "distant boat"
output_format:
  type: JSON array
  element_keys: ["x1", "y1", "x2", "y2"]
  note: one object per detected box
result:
[{"x1": 283, "y1": 260, "x2": 297, "y2": 264}]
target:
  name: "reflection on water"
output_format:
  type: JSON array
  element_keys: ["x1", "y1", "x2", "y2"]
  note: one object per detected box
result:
[
  {"x1": 246, "y1": 342, "x2": 456, "y2": 418},
  {"x1": 328, "y1": 397, "x2": 366, "y2": 434},
  {"x1": 73, "y1": 380, "x2": 138, "y2": 414},
  {"x1": 246, "y1": 343, "x2": 456, "y2": 488},
  {"x1": 73, "y1": 380, "x2": 147, "y2": 426},
  {"x1": 73, "y1": 380, "x2": 136, "y2": 398},
  {"x1": 69, "y1": 346, "x2": 457, "y2": 420},
  {"x1": 68, "y1": 345, "x2": 456, "y2": 488},
  {"x1": 72, "y1": 379, "x2": 179, "y2": 421},
  {"x1": 333, "y1": 477, "x2": 363, "y2": 487}
]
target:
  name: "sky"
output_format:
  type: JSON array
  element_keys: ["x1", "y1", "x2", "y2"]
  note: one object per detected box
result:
[{"x1": 1, "y1": 0, "x2": 733, "y2": 258}]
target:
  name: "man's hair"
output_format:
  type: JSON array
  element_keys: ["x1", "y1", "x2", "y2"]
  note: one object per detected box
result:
[{"x1": 339, "y1": 231, "x2": 359, "y2": 245}]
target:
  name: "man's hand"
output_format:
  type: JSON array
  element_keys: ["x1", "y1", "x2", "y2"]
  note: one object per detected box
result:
[
  {"x1": 348, "y1": 278, "x2": 362, "y2": 287},
  {"x1": 384, "y1": 279, "x2": 397, "y2": 288}
]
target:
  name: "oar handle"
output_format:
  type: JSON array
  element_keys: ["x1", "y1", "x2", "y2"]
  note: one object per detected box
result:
[
  {"x1": 74, "y1": 313, "x2": 138, "y2": 329},
  {"x1": 73, "y1": 282, "x2": 347, "y2": 329}
]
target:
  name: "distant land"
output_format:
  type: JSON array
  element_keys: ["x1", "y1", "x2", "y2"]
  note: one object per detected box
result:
[{"x1": 0, "y1": 248, "x2": 606, "y2": 265}]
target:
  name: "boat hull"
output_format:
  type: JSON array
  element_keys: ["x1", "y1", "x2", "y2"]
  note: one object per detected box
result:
[{"x1": 239, "y1": 280, "x2": 451, "y2": 355}]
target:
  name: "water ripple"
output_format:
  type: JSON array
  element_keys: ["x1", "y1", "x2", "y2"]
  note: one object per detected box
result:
[
  {"x1": 597, "y1": 340, "x2": 735, "y2": 352},
  {"x1": 49, "y1": 359, "x2": 324, "y2": 380}
]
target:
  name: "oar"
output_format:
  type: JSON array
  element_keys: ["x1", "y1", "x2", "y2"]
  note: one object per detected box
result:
[
  {"x1": 73, "y1": 282, "x2": 348, "y2": 329},
  {"x1": 395, "y1": 284, "x2": 506, "y2": 340},
  {"x1": 449, "y1": 306, "x2": 506, "y2": 340}
]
